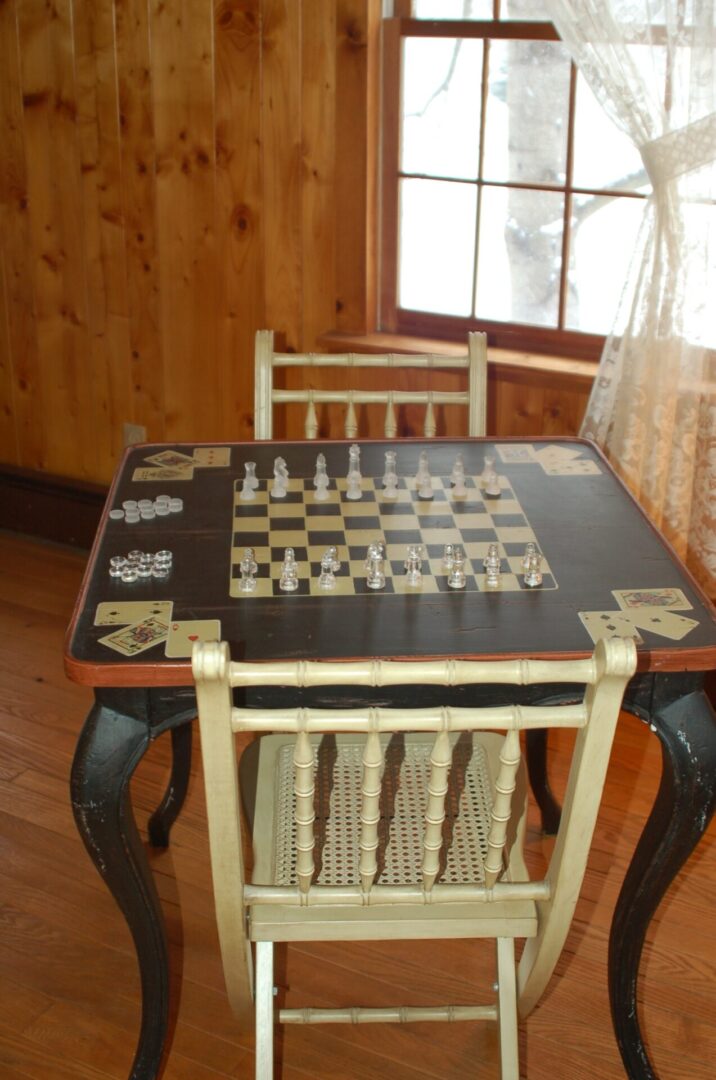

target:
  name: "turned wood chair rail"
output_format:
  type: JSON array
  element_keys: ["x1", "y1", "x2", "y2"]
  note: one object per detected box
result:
[{"x1": 254, "y1": 329, "x2": 488, "y2": 440}]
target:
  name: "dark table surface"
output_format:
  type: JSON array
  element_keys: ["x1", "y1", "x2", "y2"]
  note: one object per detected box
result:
[{"x1": 65, "y1": 437, "x2": 716, "y2": 686}]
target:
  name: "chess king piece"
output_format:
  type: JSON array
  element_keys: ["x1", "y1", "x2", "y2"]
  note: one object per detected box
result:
[
  {"x1": 524, "y1": 550, "x2": 543, "y2": 588},
  {"x1": 404, "y1": 543, "x2": 424, "y2": 587},
  {"x1": 314, "y1": 453, "x2": 330, "y2": 501},
  {"x1": 279, "y1": 547, "x2": 299, "y2": 592},
  {"x1": 238, "y1": 547, "x2": 258, "y2": 593},
  {"x1": 346, "y1": 443, "x2": 362, "y2": 500},
  {"x1": 447, "y1": 545, "x2": 466, "y2": 589},
  {"x1": 483, "y1": 543, "x2": 502, "y2": 588},
  {"x1": 272, "y1": 457, "x2": 289, "y2": 499},
  {"x1": 382, "y1": 450, "x2": 399, "y2": 500},
  {"x1": 365, "y1": 540, "x2": 386, "y2": 590}
]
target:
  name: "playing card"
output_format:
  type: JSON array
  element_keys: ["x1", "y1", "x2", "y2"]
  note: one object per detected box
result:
[
  {"x1": 193, "y1": 447, "x2": 231, "y2": 467},
  {"x1": 144, "y1": 450, "x2": 196, "y2": 468},
  {"x1": 622, "y1": 609, "x2": 699, "y2": 641},
  {"x1": 98, "y1": 615, "x2": 170, "y2": 656},
  {"x1": 579, "y1": 611, "x2": 644, "y2": 645},
  {"x1": 532, "y1": 444, "x2": 584, "y2": 466},
  {"x1": 94, "y1": 600, "x2": 174, "y2": 627},
  {"x1": 132, "y1": 465, "x2": 195, "y2": 481},
  {"x1": 542, "y1": 459, "x2": 601, "y2": 476},
  {"x1": 612, "y1": 587, "x2": 692, "y2": 612},
  {"x1": 165, "y1": 619, "x2": 221, "y2": 658},
  {"x1": 494, "y1": 444, "x2": 537, "y2": 464}
]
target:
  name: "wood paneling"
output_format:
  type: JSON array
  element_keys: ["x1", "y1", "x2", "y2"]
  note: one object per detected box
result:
[{"x1": 0, "y1": 0, "x2": 588, "y2": 486}]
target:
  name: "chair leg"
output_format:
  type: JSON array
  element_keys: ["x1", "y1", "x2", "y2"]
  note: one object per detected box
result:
[
  {"x1": 496, "y1": 938, "x2": 519, "y2": 1080},
  {"x1": 255, "y1": 941, "x2": 275, "y2": 1080}
]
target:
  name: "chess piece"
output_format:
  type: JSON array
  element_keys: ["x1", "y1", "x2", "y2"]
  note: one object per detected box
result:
[
  {"x1": 382, "y1": 450, "x2": 399, "y2": 500},
  {"x1": 279, "y1": 547, "x2": 299, "y2": 591},
  {"x1": 325, "y1": 545, "x2": 341, "y2": 572},
  {"x1": 365, "y1": 541, "x2": 386, "y2": 590},
  {"x1": 245, "y1": 461, "x2": 259, "y2": 489},
  {"x1": 272, "y1": 457, "x2": 289, "y2": 499},
  {"x1": 451, "y1": 456, "x2": 468, "y2": 498},
  {"x1": 404, "y1": 544, "x2": 424, "y2": 587},
  {"x1": 239, "y1": 475, "x2": 255, "y2": 501},
  {"x1": 484, "y1": 469, "x2": 501, "y2": 498},
  {"x1": 313, "y1": 453, "x2": 330, "y2": 501},
  {"x1": 238, "y1": 547, "x2": 258, "y2": 592},
  {"x1": 524, "y1": 550, "x2": 543, "y2": 588},
  {"x1": 318, "y1": 551, "x2": 336, "y2": 590},
  {"x1": 521, "y1": 542, "x2": 537, "y2": 571},
  {"x1": 442, "y1": 544, "x2": 455, "y2": 572},
  {"x1": 346, "y1": 443, "x2": 362, "y2": 500},
  {"x1": 481, "y1": 453, "x2": 496, "y2": 483},
  {"x1": 483, "y1": 543, "x2": 502, "y2": 588},
  {"x1": 447, "y1": 545, "x2": 466, "y2": 589}
]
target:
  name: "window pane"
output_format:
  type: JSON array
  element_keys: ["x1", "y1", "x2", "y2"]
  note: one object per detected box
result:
[
  {"x1": 566, "y1": 194, "x2": 645, "y2": 334},
  {"x1": 475, "y1": 186, "x2": 563, "y2": 326},
  {"x1": 398, "y1": 178, "x2": 477, "y2": 316},
  {"x1": 483, "y1": 40, "x2": 571, "y2": 185},
  {"x1": 401, "y1": 38, "x2": 483, "y2": 180},
  {"x1": 502, "y1": 0, "x2": 553, "y2": 20},
  {"x1": 573, "y1": 74, "x2": 647, "y2": 193},
  {"x1": 413, "y1": 0, "x2": 493, "y2": 18}
]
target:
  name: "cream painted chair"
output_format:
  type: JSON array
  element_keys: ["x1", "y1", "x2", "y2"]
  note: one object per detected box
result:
[
  {"x1": 253, "y1": 330, "x2": 488, "y2": 439},
  {"x1": 193, "y1": 638, "x2": 636, "y2": 1079}
]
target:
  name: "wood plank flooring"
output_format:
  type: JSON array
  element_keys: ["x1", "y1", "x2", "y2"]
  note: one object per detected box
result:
[{"x1": 0, "y1": 531, "x2": 713, "y2": 1079}]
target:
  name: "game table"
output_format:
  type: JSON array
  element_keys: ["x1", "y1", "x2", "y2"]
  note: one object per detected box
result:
[{"x1": 65, "y1": 437, "x2": 716, "y2": 1080}]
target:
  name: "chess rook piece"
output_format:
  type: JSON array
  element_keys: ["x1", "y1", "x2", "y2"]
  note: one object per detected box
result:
[
  {"x1": 279, "y1": 547, "x2": 299, "y2": 592},
  {"x1": 245, "y1": 461, "x2": 259, "y2": 489},
  {"x1": 447, "y1": 546, "x2": 466, "y2": 589},
  {"x1": 239, "y1": 474, "x2": 255, "y2": 501}
]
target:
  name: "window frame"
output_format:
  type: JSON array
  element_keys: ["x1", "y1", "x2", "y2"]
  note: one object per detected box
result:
[{"x1": 379, "y1": 14, "x2": 649, "y2": 361}]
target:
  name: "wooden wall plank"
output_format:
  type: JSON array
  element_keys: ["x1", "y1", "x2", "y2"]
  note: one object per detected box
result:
[
  {"x1": 262, "y1": 0, "x2": 303, "y2": 352},
  {"x1": 151, "y1": 0, "x2": 218, "y2": 442},
  {"x1": 214, "y1": 0, "x2": 263, "y2": 440},
  {"x1": 115, "y1": 0, "x2": 165, "y2": 441}
]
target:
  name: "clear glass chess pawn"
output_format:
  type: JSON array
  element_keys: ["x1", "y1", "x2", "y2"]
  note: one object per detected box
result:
[
  {"x1": 325, "y1": 545, "x2": 341, "y2": 572},
  {"x1": 447, "y1": 545, "x2": 467, "y2": 589},
  {"x1": 272, "y1": 456, "x2": 289, "y2": 498},
  {"x1": 318, "y1": 551, "x2": 336, "y2": 590},
  {"x1": 442, "y1": 543, "x2": 455, "y2": 572},
  {"x1": 483, "y1": 543, "x2": 502, "y2": 588},
  {"x1": 245, "y1": 461, "x2": 259, "y2": 489},
  {"x1": 382, "y1": 450, "x2": 399, "y2": 500},
  {"x1": 238, "y1": 547, "x2": 258, "y2": 592},
  {"x1": 521, "y1": 542, "x2": 537, "y2": 571},
  {"x1": 365, "y1": 540, "x2": 386, "y2": 590},
  {"x1": 279, "y1": 547, "x2": 299, "y2": 591},
  {"x1": 524, "y1": 550, "x2": 543, "y2": 588},
  {"x1": 346, "y1": 443, "x2": 362, "y2": 500},
  {"x1": 484, "y1": 468, "x2": 501, "y2": 498},
  {"x1": 313, "y1": 453, "x2": 330, "y2": 501},
  {"x1": 404, "y1": 543, "x2": 424, "y2": 586}
]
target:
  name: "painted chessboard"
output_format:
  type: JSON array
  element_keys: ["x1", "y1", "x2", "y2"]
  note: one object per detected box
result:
[{"x1": 229, "y1": 472, "x2": 557, "y2": 598}]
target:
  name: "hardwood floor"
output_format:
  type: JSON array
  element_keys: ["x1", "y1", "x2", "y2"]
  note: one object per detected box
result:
[{"x1": 0, "y1": 531, "x2": 713, "y2": 1079}]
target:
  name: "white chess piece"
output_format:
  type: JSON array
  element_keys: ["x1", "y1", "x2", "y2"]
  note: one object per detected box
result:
[
  {"x1": 272, "y1": 457, "x2": 289, "y2": 499},
  {"x1": 279, "y1": 547, "x2": 299, "y2": 591},
  {"x1": 313, "y1": 453, "x2": 330, "y2": 501}
]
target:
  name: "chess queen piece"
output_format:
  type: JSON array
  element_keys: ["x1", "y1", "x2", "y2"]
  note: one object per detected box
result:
[
  {"x1": 346, "y1": 443, "x2": 362, "y2": 500},
  {"x1": 524, "y1": 550, "x2": 543, "y2": 588},
  {"x1": 238, "y1": 547, "x2": 258, "y2": 592},
  {"x1": 404, "y1": 543, "x2": 424, "y2": 587},
  {"x1": 365, "y1": 540, "x2": 386, "y2": 590},
  {"x1": 447, "y1": 545, "x2": 467, "y2": 589},
  {"x1": 272, "y1": 456, "x2": 289, "y2": 499},
  {"x1": 279, "y1": 547, "x2": 299, "y2": 591},
  {"x1": 483, "y1": 544, "x2": 502, "y2": 588},
  {"x1": 382, "y1": 450, "x2": 399, "y2": 500}
]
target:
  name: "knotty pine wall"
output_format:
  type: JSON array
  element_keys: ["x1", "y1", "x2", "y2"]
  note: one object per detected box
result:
[{"x1": 0, "y1": 0, "x2": 590, "y2": 486}]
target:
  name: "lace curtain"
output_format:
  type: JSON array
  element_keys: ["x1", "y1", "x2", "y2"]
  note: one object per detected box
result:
[{"x1": 545, "y1": 0, "x2": 716, "y2": 596}]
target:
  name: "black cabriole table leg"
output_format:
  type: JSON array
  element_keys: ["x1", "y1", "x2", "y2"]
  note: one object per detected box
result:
[
  {"x1": 525, "y1": 729, "x2": 562, "y2": 835},
  {"x1": 70, "y1": 689, "x2": 197, "y2": 1080},
  {"x1": 148, "y1": 723, "x2": 194, "y2": 847},
  {"x1": 609, "y1": 679, "x2": 716, "y2": 1079}
]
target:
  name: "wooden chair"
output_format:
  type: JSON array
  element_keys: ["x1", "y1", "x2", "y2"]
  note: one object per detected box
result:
[
  {"x1": 253, "y1": 330, "x2": 488, "y2": 440},
  {"x1": 193, "y1": 637, "x2": 636, "y2": 1079}
]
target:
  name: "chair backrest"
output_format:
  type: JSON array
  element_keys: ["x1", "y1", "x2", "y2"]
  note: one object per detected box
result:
[
  {"x1": 193, "y1": 638, "x2": 635, "y2": 1021},
  {"x1": 253, "y1": 330, "x2": 488, "y2": 440}
]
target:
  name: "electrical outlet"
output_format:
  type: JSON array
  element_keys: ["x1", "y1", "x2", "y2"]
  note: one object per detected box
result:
[{"x1": 123, "y1": 422, "x2": 147, "y2": 447}]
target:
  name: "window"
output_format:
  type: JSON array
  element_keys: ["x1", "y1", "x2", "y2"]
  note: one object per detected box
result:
[{"x1": 380, "y1": 1, "x2": 651, "y2": 358}]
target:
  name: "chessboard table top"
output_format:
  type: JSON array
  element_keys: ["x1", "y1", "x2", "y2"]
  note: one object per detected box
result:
[{"x1": 64, "y1": 437, "x2": 716, "y2": 687}]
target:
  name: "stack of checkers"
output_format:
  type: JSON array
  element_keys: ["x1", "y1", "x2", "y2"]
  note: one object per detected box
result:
[
  {"x1": 109, "y1": 495, "x2": 183, "y2": 523},
  {"x1": 108, "y1": 549, "x2": 173, "y2": 582}
]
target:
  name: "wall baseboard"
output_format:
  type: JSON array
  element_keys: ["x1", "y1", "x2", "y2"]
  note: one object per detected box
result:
[{"x1": 0, "y1": 466, "x2": 107, "y2": 551}]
